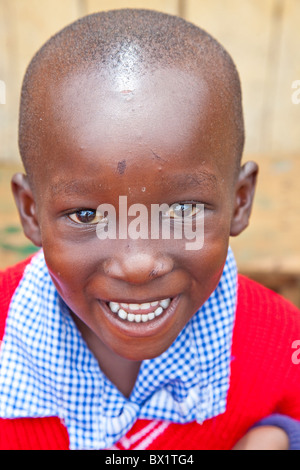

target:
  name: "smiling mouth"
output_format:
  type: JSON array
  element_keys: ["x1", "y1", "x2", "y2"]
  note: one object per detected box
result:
[{"x1": 106, "y1": 297, "x2": 173, "y2": 323}]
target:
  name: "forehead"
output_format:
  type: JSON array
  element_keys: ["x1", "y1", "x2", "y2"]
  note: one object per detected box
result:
[
  {"x1": 35, "y1": 66, "x2": 235, "y2": 191},
  {"x1": 50, "y1": 68, "x2": 209, "y2": 145}
]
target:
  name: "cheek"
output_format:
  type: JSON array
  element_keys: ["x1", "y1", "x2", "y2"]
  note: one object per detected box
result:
[
  {"x1": 185, "y1": 237, "x2": 229, "y2": 304},
  {"x1": 42, "y1": 238, "x2": 94, "y2": 301}
]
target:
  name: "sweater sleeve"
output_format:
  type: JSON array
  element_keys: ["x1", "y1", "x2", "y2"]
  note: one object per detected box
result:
[
  {"x1": 0, "y1": 257, "x2": 33, "y2": 340},
  {"x1": 252, "y1": 414, "x2": 300, "y2": 450}
]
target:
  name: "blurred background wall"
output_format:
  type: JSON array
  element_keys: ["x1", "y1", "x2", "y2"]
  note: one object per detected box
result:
[{"x1": 0, "y1": 0, "x2": 299, "y2": 305}]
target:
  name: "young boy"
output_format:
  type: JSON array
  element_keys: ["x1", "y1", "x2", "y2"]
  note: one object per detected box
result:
[{"x1": 0, "y1": 9, "x2": 300, "y2": 450}]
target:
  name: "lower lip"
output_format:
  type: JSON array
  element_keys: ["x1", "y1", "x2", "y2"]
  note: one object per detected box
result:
[{"x1": 99, "y1": 295, "x2": 181, "y2": 338}]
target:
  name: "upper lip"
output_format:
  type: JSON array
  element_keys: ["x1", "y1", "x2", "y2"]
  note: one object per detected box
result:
[{"x1": 100, "y1": 295, "x2": 177, "y2": 304}]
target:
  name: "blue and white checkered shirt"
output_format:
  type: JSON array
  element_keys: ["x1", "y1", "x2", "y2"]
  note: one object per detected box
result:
[{"x1": 0, "y1": 248, "x2": 237, "y2": 449}]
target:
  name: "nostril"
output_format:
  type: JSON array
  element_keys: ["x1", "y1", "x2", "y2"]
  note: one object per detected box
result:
[
  {"x1": 149, "y1": 263, "x2": 166, "y2": 278},
  {"x1": 149, "y1": 268, "x2": 159, "y2": 278},
  {"x1": 103, "y1": 255, "x2": 173, "y2": 284}
]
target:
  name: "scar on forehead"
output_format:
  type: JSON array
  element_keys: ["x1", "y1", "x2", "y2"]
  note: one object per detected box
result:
[
  {"x1": 117, "y1": 159, "x2": 127, "y2": 175},
  {"x1": 150, "y1": 149, "x2": 166, "y2": 163}
]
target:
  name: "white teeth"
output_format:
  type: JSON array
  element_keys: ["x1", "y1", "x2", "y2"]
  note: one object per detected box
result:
[
  {"x1": 109, "y1": 302, "x2": 120, "y2": 313},
  {"x1": 140, "y1": 303, "x2": 151, "y2": 310},
  {"x1": 160, "y1": 298, "x2": 171, "y2": 309},
  {"x1": 129, "y1": 303, "x2": 140, "y2": 310},
  {"x1": 154, "y1": 306, "x2": 163, "y2": 316},
  {"x1": 118, "y1": 308, "x2": 127, "y2": 320},
  {"x1": 108, "y1": 297, "x2": 172, "y2": 323}
]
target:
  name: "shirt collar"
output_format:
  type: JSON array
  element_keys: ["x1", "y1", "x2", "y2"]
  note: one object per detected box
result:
[{"x1": 0, "y1": 248, "x2": 237, "y2": 449}]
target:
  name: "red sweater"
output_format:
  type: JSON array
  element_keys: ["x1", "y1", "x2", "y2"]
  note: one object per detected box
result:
[{"x1": 0, "y1": 258, "x2": 300, "y2": 450}]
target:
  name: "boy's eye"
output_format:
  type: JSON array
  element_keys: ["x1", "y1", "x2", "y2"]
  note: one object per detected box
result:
[
  {"x1": 68, "y1": 209, "x2": 105, "y2": 225},
  {"x1": 166, "y1": 203, "x2": 200, "y2": 219}
]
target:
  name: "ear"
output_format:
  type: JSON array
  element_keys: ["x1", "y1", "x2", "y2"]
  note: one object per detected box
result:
[
  {"x1": 230, "y1": 161, "x2": 259, "y2": 237},
  {"x1": 11, "y1": 173, "x2": 42, "y2": 247}
]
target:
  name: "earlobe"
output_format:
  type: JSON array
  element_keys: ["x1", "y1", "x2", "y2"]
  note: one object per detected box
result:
[
  {"x1": 11, "y1": 173, "x2": 42, "y2": 247},
  {"x1": 230, "y1": 161, "x2": 259, "y2": 237}
]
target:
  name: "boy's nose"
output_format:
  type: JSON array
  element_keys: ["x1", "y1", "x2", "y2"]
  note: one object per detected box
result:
[{"x1": 103, "y1": 251, "x2": 174, "y2": 285}]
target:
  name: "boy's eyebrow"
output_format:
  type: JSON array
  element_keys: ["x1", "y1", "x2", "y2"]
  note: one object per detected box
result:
[
  {"x1": 49, "y1": 170, "x2": 218, "y2": 197},
  {"x1": 50, "y1": 179, "x2": 103, "y2": 197},
  {"x1": 171, "y1": 170, "x2": 218, "y2": 190}
]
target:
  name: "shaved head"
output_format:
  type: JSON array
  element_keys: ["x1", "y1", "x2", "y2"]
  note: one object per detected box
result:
[{"x1": 18, "y1": 9, "x2": 244, "y2": 185}]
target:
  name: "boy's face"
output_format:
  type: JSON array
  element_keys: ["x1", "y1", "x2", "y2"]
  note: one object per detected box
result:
[{"x1": 14, "y1": 67, "x2": 257, "y2": 363}]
